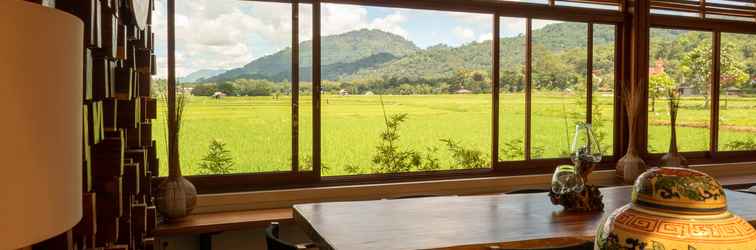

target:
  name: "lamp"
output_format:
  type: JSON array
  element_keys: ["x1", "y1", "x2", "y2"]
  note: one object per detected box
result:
[{"x1": 0, "y1": 1, "x2": 83, "y2": 249}]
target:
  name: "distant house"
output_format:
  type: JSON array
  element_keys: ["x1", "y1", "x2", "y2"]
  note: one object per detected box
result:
[
  {"x1": 364, "y1": 91, "x2": 375, "y2": 96},
  {"x1": 339, "y1": 89, "x2": 350, "y2": 96},
  {"x1": 211, "y1": 92, "x2": 227, "y2": 99},
  {"x1": 649, "y1": 59, "x2": 666, "y2": 76},
  {"x1": 455, "y1": 88, "x2": 473, "y2": 94}
]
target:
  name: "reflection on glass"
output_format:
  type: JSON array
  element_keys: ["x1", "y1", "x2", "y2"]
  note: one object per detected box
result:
[
  {"x1": 531, "y1": 20, "x2": 587, "y2": 159},
  {"x1": 499, "y1": 17, "x2": 527, "y2": 161},
  {"x1": 648, "y1": 28, "x2": 711, "y2": 153},
  {"x1": 592, "y1": 24, "x2": 616, "y2": 156},
  {"x1": 298, "y1": 4, "x2": 314, "y2": 171},
  {"x1": 321, "y1": 4, "x2": 492, "y2": 175},
  {"x1": 153, "y1": 0, "x2": 297, "y2": 175}
]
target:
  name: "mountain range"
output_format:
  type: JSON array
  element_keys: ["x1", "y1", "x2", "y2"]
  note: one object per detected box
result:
[
  {"x1": 185, "y1": 23, "x2": 663, "y2": 84},
  {"x1": 179, "y1": 69, "x2": 227, "y2": 83}
]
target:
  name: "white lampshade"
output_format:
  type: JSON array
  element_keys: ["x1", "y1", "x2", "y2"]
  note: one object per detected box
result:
[{"x1": 0, "y1": 1, "x2": 83, "y2": 249}]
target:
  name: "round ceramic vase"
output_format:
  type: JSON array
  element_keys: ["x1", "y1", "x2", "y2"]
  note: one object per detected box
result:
[{"x1": 595, "y1": 167, "x2": 756, "y2": 250}]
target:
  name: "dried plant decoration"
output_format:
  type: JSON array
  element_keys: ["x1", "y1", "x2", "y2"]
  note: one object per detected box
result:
[{"x1": 616, "y1": 80, "x2": 647, "y2": 184}]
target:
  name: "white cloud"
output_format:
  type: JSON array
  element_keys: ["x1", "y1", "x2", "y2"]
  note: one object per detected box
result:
[
  {"x1": 153, "y1": 0, "x2": 294, "y2": 77},
  {"x1": 477, "y1": 32, "x2": 493, "y2": 43},
  {"x1": 152, "y1": 1, "x2": 414, "y2": 78},
  {"x1": 452, "y1": 26, "x2": 475, "y2": 41},
  {"x1": 368, "y1": 12, "x2": 408, "y2": 38}
]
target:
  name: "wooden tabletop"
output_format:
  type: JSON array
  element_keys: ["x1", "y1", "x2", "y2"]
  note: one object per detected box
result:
[{"x1": 293, "y1": 186, "x2": 756, "y2": 250}]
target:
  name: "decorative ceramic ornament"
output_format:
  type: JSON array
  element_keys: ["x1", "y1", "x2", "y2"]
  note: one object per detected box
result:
[{"x1": 596, "y1": 167, "x2": 756, "y2": 249}]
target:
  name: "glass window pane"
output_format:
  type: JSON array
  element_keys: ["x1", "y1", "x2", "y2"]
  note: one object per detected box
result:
[
  {"x1": 592, "y1": 24, "x2": 616, "y2": 156},
  {"x1": 155, "y1": 0, "x2": 297, "y2": 175},
  {"x1": 648, "y1": 28, "x2": 711, "y2": 153},
  {"x1": 298, "y1": 4, "x2": 315, "y2": 171},
  {"x1": 719, "y1": 33, "x2": 756, "y2": 152},
  {"x1": 320, "y1": 5, "x2": 492, "y2": 175},
  {"x1": 153, "y1": 0, "x2": 168, "y2": 176},
  {"x1": 498, "y1": 17, "x2": 527, "y2": 161},
  {"x1": 531, "y1": 20, "x2": 588, "y2": 159}
]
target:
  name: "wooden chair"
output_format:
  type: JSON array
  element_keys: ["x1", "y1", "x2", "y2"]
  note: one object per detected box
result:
[{"x1": 265, "y1": 222, "x2": 318, "y2": 250}]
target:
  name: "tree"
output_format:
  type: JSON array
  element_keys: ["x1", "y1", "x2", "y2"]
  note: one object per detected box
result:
[
  {"x1": 681, "y1": 42, "x2": 747, "y2": 106},
  {"x1": 719, "y1": 42, "x2": 750, "y2": 109},
  {"x1": 216, "y1": 82, "x2": 239, "y2": 96},
  {"x1": 191, "y1": 84, "x2": 217, "y2": 96},
  {"x1": 198, "y1": 139, "x2": 235, "y2": 175},
  {"x1": 648, "y1": 72, "x2": 676, "y2": 112},
  {"x1": 233, "y1": 79, "x2": 274, "y2": 96}
]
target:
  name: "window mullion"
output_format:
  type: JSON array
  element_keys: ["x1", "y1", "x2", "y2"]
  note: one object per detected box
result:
[
  {"x1": 525, "y1": 18, "x2": 533, "y2": 161},
  {"x1": 710, "y1": 31, "x2": 721, "y2": 156},
  {"x1": 292, "y1": 0, "x2": 300, "y2": 172},
  {"x1": 313, "y1": 0, "x2": 322, "y2": 177},
  {"x1": 492, "y1": 14, "x2": 501, "y2": 167},
  {"x1": 587, "y1": 23, "x2": 594, "y2": 124}
]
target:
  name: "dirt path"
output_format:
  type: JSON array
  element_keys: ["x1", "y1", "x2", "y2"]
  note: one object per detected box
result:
[{"x1": 649, "y1": 120, "x2": 756, "y2": 133}]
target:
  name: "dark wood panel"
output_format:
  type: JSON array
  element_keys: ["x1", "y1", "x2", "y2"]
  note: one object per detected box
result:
[{"x1": 294, "y1": 186, "x2": 756, "y2": 250}]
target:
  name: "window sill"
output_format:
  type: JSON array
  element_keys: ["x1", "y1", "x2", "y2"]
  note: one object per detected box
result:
[{"x1": 192, "y1": 162, "x2": 756, "y2": 214}]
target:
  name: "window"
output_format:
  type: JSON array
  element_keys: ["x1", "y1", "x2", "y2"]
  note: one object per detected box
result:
[
  {"x1": 647, "y1": 29, "x2": 756, "y2": 155},
  {"x1": 647, "y1": 28, "x2": 712, "y2": 153},
  {"x1": 498, "y1": 19, "x2": 616, "y2": 161},
  {"x1": 153, "y1": 0, "x2": 756, "y2": 192},
  {"x1": 154, "y1": 0, "x2": 312, "y2": 176},
  {"x1": 320, "y1": 5, "x2": 493, "y2": 175},
  {"x1": 498, "y1": 17, "x2": 527, "y2": 161},
  {"x1": 152, "y1": 0, "x2": 167, "y2": 176},
  {"x1": 592, "y1": 24, "x2": 617, "y2": 156},
  {"x1": 532, "y1": 20, "x2": 589, "y2": 159}
]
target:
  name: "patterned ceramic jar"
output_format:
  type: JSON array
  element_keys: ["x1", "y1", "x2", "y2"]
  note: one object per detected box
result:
[{"x1": 595, "y1": 167, "x2": 756, "y2": 249}]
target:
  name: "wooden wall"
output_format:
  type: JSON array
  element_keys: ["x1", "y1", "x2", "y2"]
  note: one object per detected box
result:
[{"x1": 26, "y1": 0, "x2": 159, "y2": 249}]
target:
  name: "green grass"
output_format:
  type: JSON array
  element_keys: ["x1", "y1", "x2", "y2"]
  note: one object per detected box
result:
[{"x1": 153, "y1": 93, "x2": 756, "y2": 176}]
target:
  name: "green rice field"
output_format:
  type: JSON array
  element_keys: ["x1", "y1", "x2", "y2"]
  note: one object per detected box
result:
[{"x1": 152, "y1": 93, "x2": 756, "y2": 176}]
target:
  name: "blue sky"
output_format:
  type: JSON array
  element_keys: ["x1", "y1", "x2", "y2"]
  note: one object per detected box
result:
[{"x1": 153, "y1": 0, "x2": 558, "y2": 78}]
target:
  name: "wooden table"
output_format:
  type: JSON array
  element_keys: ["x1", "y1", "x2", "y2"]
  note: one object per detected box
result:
[
  {"x1": 293, "y1": 186, "x2": 756, "y2": 250},
  {"x1": 155, "y1": 208, "x2": 293, "y2": 250}
]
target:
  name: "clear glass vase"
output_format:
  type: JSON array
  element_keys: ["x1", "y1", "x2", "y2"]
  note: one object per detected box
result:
[
  {"x1": 571, "y1": 123, "x2": 603, "y2": 175},
  {"x1": 551, "y1": 165, "x2": 584, "y2": 194}
]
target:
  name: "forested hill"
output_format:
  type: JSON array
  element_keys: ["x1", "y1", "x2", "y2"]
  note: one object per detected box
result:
[
  {"x1": 205, "y1": 29, "x2": 419, "y2": 82},
  {"x1": 343, "y1": 23, "x2": 617, "y2": 82},
  {"x1": 200, "y1": 23, "x2": 619, "y2": 83}
]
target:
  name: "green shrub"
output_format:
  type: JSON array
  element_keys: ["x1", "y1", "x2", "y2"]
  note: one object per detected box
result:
[
  {"x1": 441, "y1": 138, "x2": 488, "y2": 169},
  {"x1": 198, "y1": 139, "x2": 235, "y2": 175}
]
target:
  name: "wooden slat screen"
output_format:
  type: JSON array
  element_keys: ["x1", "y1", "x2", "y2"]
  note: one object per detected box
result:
[{"x1": 651, "y1": 0, "x2": 756, "y2": 22}]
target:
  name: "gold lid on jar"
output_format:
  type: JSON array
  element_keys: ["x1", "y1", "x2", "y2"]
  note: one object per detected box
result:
[{"x1": 632, "y1": 167, "x2": 727, "y2": 215}]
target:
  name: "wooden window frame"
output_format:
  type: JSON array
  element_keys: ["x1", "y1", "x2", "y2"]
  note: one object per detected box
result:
[{"x1": 162, "y1": 0, "x2": 756, "y2": 194}]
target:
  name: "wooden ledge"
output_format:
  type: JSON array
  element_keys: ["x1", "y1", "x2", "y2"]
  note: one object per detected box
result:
[
  {"x1": 154, "y1": 164, "x2": 756, "y2": 237},
  {"x1": 154, "y1": 208, "x2": 293, "y2": 237}
]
